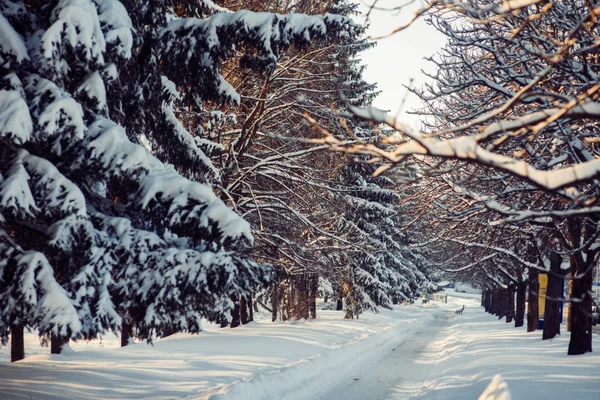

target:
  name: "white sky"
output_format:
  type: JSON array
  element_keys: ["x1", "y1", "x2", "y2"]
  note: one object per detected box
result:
[{"x1": 355, "y1": 1, "x2": 447, "y2": 129}]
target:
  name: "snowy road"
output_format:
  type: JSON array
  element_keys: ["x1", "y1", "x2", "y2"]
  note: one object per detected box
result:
[
  {"x1": 4, "y1": 294, "x2": 600, "y2": 399},
  {"x1": 315, "y1": 311, "x2": 451, "y2": 400}
]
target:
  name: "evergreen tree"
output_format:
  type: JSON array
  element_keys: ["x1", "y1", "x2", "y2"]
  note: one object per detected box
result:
[{"x1": 0, "y1": 0, "x2": 356, "y2": 361}]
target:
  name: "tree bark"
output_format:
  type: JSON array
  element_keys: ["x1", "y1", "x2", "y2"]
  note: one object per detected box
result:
[
  {"x1": 240, "y1": 296, "x2": 249, "y2": 325},
  {"x1": 566, "y1": 218, "x2": 594, "y2": 355},
  {"x1": 271, "y1": 284, "x2": 278, "y2": 322},
  {"x1": 121, "y1": 319, "x2": 134, "y2": 347},
  {"x1": 283, "y1": 282, "x2": 290, "y2": 321},
  {"x1": 10, "y1": 324, "x2": 25, "y2": 362},
  {"x1": 489, "y1": 290, "x2": 496, "y2": 315},
  {"x1": 543, "y1": 250, "x2": 564, "y2": 340},
  {"x1": 50, "y1": 333, "x2": 67, "y2": 354},
  {"x1": 567, "y1": 275, "x2": 573, "y2": 332},
  {"x1": 484, "y1": 290, "x2": 491, "y2": 313},
  {"x1": 505, "y1": 285, "x2": 515, "y2": 324},
  {"x1": 248, "y1": 295, "x2": 254, "y2": 323},
  {"x1": 297, "y1": 274, "x2": 308, "y2": 319},
  {"x1": 336, "y1": 297, "x2": 343, "y2": 311},
  {"x1": 515, "y1": 282, "x2": 526, "y2": 328},
  {"x1": 498, "y1": 289, "x2": 506, "y2": 320},
  {"x1": 527, "y1": 270, "x2": 539, "y2": 332},
  {"x1": 309, "y1": 274, "x2": 317, "y2": 319},
  {"x1": 567, "y1": 254, "x2": 593, "y2": 354},
  {"x1": 230, "y1": 295, "x2": 241, "y2": 328}
]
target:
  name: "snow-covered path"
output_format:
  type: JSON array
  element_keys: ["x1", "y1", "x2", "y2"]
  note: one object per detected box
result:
[
  {"x1": 2, "y1": 293, "x2": 600, "y2": 399},
  {"x1": 315, "y1": 312, "x2": 451, "y2": 400}
]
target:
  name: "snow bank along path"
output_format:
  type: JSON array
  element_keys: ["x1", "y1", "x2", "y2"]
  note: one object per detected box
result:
[{"x1": 0, "y1": 305, "x2": 439, "y2": 399}]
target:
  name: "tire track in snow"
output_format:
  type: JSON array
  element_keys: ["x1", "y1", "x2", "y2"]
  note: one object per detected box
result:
[
  {"x1": 314, "y1": 311, "x2": 452, "y2": 400},
  {"x1": 198, "y1": 309, "x2": 448, "y2": 400}
]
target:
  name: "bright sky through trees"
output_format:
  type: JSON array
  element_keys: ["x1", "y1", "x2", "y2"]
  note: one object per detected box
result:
[{"x1": 357, "y1": 0, "x2": 446, "y2": 128}]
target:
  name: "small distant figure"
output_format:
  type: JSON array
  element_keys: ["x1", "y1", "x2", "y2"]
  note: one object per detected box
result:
[{"x1": 455, "y1": 305, "x2": 465, "y2": 315}]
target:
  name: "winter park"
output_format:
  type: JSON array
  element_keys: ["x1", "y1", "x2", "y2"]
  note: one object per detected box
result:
[{"x1": 2, "y1": 0, "x2": 600, "y2": 399}]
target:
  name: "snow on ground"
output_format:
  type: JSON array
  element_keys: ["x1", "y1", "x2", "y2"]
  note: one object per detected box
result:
[
  {"x1": 385, "y1": 295, "x2": 600, "y2": 400},
  {"x1": 1, "y1": 294, "x2": 600, "y2": 399},
  {"x1": 0, "y1": 305, "x2": 441, "y2": 399}
]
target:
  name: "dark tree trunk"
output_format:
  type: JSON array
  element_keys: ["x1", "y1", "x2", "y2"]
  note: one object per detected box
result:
[
  {"x1": 162, "y1": 325, "x2": 177, "y2": 337},
  {"x1": 296, "y1": 274, "x2": 308, "y2": 319},
  {"x1": 121, "y1": 319, "x2": 134, "y2": 347},
  {"x1": 567, "y1": 275, "x2": 573, "y2": 332},
  {"x1": 230, "y1": 295, "x2": 241, "y2": 328},
  {"x1": 505, "y1": 285, "x2": 515, "y2": 324},
  {"x1": 271, "y1": 284, "x2": 279, "y2": 322},
  {"x1": 567, "y1": 255, "x2": 593, "y2": 355},
  {"x1": 498, "y1": 289, "x2": 506, "y2": 320},
  {"x1": 309, "y1": 275, "x2": 317, "y2": 319},
  {"x1": 50, "y1": 333, "x2": 67, "y2": 354},
  {"x1": 283, "y1": 281, "x2": 291, "y2": 321},
  {"x1": 248, "y1": 295, "x2": 254, "y2": 322},
  {"x1": 481, "y1": 290, "x2": 486, "y2": 307},
  {"x1": 492, "y1": 289, "x2": 501, "y2": 317},
  {"x1": 10, "y1": 324, "x2": 24, "y2": 362},
  {"x1": 240, "y1": 296, "x2": 249, "y2": 325},
  {"x1": 336, "y1": 297, "x2": 343, "y2": 311},
  {"x1": 543, "y1": 250, "x2": 564, "y2": 340},
  {"x1": 489, "y1": 290, "x2": 495, "y2": 314},
  {"x1": 515, "y1": 282, "x2": 526, "y2": 328},
  {"x1": 527, "y1": 270, "x2": 539, "y2": 332}
]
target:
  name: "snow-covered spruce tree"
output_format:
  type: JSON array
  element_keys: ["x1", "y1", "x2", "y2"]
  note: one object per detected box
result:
[
  {"x1": 0, "y1": 0, "x2": 356, "y2": 360},
  {"x1": 334, "y1": 123, "x2": 432, "y2": 318},
  {"x1": 176, "y1": 0, "x2": 381, "y2": 322}
]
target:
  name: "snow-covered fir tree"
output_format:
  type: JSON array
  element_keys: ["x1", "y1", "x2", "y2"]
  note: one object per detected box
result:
[{"x1": 0, "y1": 0, "x2": 356, "y2": 361}]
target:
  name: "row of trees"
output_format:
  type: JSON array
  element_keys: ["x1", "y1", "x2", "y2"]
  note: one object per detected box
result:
[
  {"x1": 0, "y1": 0, "x2": 435, "y2": 362},
  {"x1": 313, "y1": 0, "x2": 600, "y2": 355}
]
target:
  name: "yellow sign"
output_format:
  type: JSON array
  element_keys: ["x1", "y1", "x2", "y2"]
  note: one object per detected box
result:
[{"x1": 539, "y1": 273, "x2": 548, "y2": 319}]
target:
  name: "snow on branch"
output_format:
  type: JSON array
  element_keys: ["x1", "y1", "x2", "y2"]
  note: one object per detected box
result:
[
  {"x1": 307, "y1": 101, "x2": 600, "y2": 192},
  {"x1": 159, "y1": 10, "x2": 358, "y2": 104}
]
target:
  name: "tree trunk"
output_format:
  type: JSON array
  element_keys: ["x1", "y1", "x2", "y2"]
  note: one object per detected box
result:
[
  {"x1": 498, "y1": 289, "x2": 506, "y2": 320},
  {"x1": 271, "y1": 284, "x2": 278, "y2": 322},
  {"x1": 50, "y1": 333, "x2": 67, "y2": 354},
  {"x1": 505, "y1": 286, "x2": 515, "y2": 324},
  {"x1": 121, "y1": 319, "x2": 134, "y2": 347},
  {"x1": 527, "y1": 270, "x2": 539, "y2": 332},
  {"x1": 489, "y1": 290, "x2": 496, "y2": 315},
  {"x1": 336, "y1": 297, "x2": 343, "y2": 311},
  {"x1": 481, "y1": 290, "x2": 486, "y2": 307},
  {"x1": 484, "y1": 290, "x2": 491, "y2": 313},
  {"x1": 10, "y1": 324, "x2": 25, "y2": 362},
  {"x1": 297, "y1": 274, "x2": 308, "y2": 319},
  {"x1": 543, "y1": 250, "x2": 564, "y2": 340},
  {"x1": 162, "y1": 325, "x2": 178, "y2": 337},
  {"x1": 282, "y1": 282, "x2": 290, "y2": 321},
  {"x1": 492, "y1": 289, "x2": 501, "y2": 316},
  {"x1": 567, "y1": 275, "x2": 573, "y2": 332},
  {"x1": 309, "y1": 275, "x2": 317, "y2": 319},
  {"x1": 567, "y1": 255, "x2": 593, "y2": 355},
  {"x1": 248, "y1": 295, "x2": 254, "y2": 322},
  {"x1": 230, "y1": 295, "x2": 241, "y2": 328},
  {"x1": 515, "y1": 282, "x2": 526, "y2": 328},
  {"x1": 240, "y1": 296, "x2": 249, "y2": 325},
  {"x1": 344, "y1": 295, "x2": 354, "y2": 319}
]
